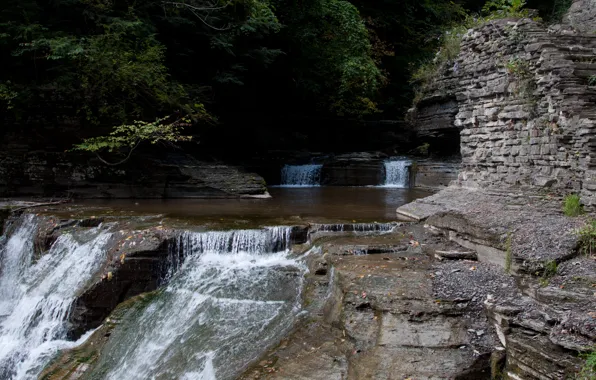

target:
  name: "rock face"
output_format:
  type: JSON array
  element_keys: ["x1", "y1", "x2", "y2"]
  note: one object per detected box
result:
[
  {"x1": 241, "y1": 226, "x2": 497, "y2": 380},
  {"x1": 321, "y1": 152, "x2": 387, "y2": 186},
  {"x1": 396, "y1": 188, "x2": 594, "y2": 379},
  {"x1": 412, "y1": 15, "x2": 596, "y2": 205},
  {"x1": 413, "y1": 160, "x2": 461, "y2": 188},
  {"x1": 0, "y1": 150, "x2": 268, "y2": 198},
  {"x1": 565, "y1": 0, "x2": 596, "y2": 33}
]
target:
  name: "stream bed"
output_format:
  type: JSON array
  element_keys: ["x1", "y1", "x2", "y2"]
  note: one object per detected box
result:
[{"x1": 0, "y1": 187, "x2": 433, "y2": 379}]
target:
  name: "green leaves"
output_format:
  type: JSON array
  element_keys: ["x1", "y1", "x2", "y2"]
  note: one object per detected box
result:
[
  {"x1": 73, "y1": 117, "x2": 193, "y2": 153},
  {"x1": 274, "y1": 0, "x2": 382, "y2": 116}
]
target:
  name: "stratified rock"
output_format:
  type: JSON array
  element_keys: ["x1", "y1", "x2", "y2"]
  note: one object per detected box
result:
[
  {"x1": 410, "y1": 15, "x2": 596, "y2": 206},
  {"x1": 0, "y1": 150, "x2": 268, "y2": 199},
  {"x1": 321, "y1": 152, "x2": 387, "y2": 186},
  {"x1": 413, "y1": 159, "x2": 461, "y2": 189}
]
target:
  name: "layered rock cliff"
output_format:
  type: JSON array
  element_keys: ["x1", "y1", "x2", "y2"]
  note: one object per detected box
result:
[
  {"x1": 412, "y1": 1, "x2": 596, "y2": 205},
  {"x1": 406, "y1": 3, "x2": 596, "y2": 378}
]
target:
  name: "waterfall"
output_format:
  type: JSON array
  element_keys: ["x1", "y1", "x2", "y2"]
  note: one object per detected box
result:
[
  {"x1": 0, "y1": 214, "x2": 112, "y2": 380},
  {"x1": 280, "y1": 164, "x2": 322, "y2": 187},
  {"x1": 384, "y1": 159, "x2": 411, "y2": 188},
  {"x1": 310, "y1": 222, "x2": 398, "y2": 234},
  {"x1": 87, "y1": 227, "x2": 305, "y2": 380}
]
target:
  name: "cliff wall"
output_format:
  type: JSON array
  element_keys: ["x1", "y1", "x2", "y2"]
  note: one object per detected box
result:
[{"x1": 412, "y1": 6, "x2": 596, "y2": 205}]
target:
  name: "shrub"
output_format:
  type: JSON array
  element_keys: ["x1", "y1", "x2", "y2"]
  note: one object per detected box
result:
[
  {"x1": 564, "y1": 194, "x2": 584, "y2": 217},
  {"x1": 577, "y1": 350, "x2": 596, "y2": 380},
  {"x1": 577, "y1": 220, "x2": 596, "y2": 256}
]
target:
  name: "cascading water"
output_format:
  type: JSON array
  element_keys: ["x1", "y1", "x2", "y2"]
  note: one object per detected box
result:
[
  {"x1": 383, "y1": 159, "x2": 411, "y2": 188},
  {"x1": 280, "y1": 164, "x2": 322, "y2": 187},
  {"x1": 87, "y1": 227, "x2": 305, "y2": 380},
  {"x1": 0, "y1": 214, "x2": 112, "y2": 380}
]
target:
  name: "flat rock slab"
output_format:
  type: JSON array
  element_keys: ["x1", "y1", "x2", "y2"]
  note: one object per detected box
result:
[{"x1": 397, "y1": 188, "x2": 588, "y2": 270}]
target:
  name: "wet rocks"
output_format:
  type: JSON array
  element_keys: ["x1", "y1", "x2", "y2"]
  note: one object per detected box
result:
[
  {"x1": 242, "y1": 227, "x2": 496, "y2": 379},
  {"x1": 68, "y1": 226, "x2": 174, "y2": 338}
]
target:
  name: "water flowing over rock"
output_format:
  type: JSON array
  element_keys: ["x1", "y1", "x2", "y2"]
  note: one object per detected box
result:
[
  {"x1": 82, "y1": 227, "x2": 305, "y2": 380},
  {"x1": 383, "y1": 159, "x2": 411, "y2": 188},
  {"x1": 280, "y1": 164, "x2": 323, "y2": 187},
  {"x1": 0, "y1": 215, "x2": 112, "y2": 379}
]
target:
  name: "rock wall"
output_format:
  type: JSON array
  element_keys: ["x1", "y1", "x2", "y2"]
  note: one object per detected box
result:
[
  {"x1": 413, "y1": 160, "x2": 461, "y2": 188},
  {"x1": 321, "y1": 152, "x2": 387, "y2": 186},
  {"x1": 565, "y1": 0, "x2": 596, "y2": 33},
  {"x1": 0, "y1": 150, "x2": 268, "y2": 198},
  {"x1": 413, "y1": 16, "x2": 596, "y2": 205}
]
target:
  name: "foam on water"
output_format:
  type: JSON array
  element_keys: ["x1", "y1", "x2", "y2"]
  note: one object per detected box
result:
[
  {"x1": 89, "y1": 227, "x2": 305, "y2": 380},
  {"x1": 0, "y1": 215, "x2": 111, "y2": 379},
  {"x1": 383, "y1": 159, "x2": 411, "y2": 188}
]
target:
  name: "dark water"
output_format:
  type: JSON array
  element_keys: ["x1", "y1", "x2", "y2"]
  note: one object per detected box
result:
[{"x1": 73, "y1": 187, "x2": 432, "y2": 226}]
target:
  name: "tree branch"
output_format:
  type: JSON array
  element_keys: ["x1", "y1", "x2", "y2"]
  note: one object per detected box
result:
[
  {"x1": 162, "y1": 1, "x2": 231, "y2": 30},
  {"x1": 95, "y1": 139, "x2": 141, "y2": 166}
]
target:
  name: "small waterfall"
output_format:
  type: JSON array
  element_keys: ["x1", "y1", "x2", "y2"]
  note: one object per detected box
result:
[
  {"x1": 310, "y1": 222, "x2": 398, "y2": 234},
  {"x1": 88, "y1": 227, "x2": 305, "y2": 380},
  {"x1": 280, "y1": 164, "x2": 322, "y2": 187},
  {"x1": 0, "y1": 214, "x2": 111, "y2": 380},
  {"x1": 384, "y1": 159, "x2": 411, "y2": 188}
]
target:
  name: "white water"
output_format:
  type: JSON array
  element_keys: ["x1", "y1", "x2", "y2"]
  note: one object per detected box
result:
[
  {"x1": 280, "y1": 164, "x2": 323, "y2": 187},
  {"x1": 310, "y1": 222, "x2": 397, "y2": 234},
  {"x1": 89, "y1": 227, "x2": 305, "y2": 380},
  {"x1": 383, "y1": 159, "x2": 411, "y2": 188},
  {"x1": 0, "y1": 215, "x2": 112, "y2": 379}
]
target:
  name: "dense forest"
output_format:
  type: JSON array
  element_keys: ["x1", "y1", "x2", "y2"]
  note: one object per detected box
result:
[{"x1": 0, "y1": 0, "x2": 572, "y2": 157}]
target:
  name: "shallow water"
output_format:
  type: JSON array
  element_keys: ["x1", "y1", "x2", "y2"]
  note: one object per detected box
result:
[{"x1": 73, "y1": 187, "x2": 432, "y2": 225}]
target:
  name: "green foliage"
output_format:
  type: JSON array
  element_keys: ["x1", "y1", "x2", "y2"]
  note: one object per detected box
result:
[
  {"x1": 482, "y1": 0, "x2": 531, "y2": 19},
  {"x1": 73, "y1": 117, "x2": 193, "y2": 153},
  {"x1": 589, "y1": 75, "x2": 596, "y2": 86},
  {"x1": 275, "y1": 0, "x2": 382, "y2": 116},
  {"x1": 578, "y1": 349, "x2": 596, "y2": 380},
  {"x1": 506, "y1": 58, "x2": 531, "y2": 77},
  {"x1": 546, "y1": 0, "x2": 573, "y2": 23},
  {"x1": 577, "y1": 220, "x2": 596, "y2": 256},
  {"x1": 543, "y1": 259, "x2": 558, "y2": 277},
  {"x1": 416, "y1": 143, "x2": 430, "y2": 156},
  {"x1": 564, "y1": 194, "x2": 584, "y2": 217},
  {"x1": 504, "y1": 57, "x2": 535, "y2": 99},
  {"x1": 0, "y1": 82, "x2": 17, "y2": 110},
  {"x1": 537, "y1": 259, "x2": 557, "y2": 286}
]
